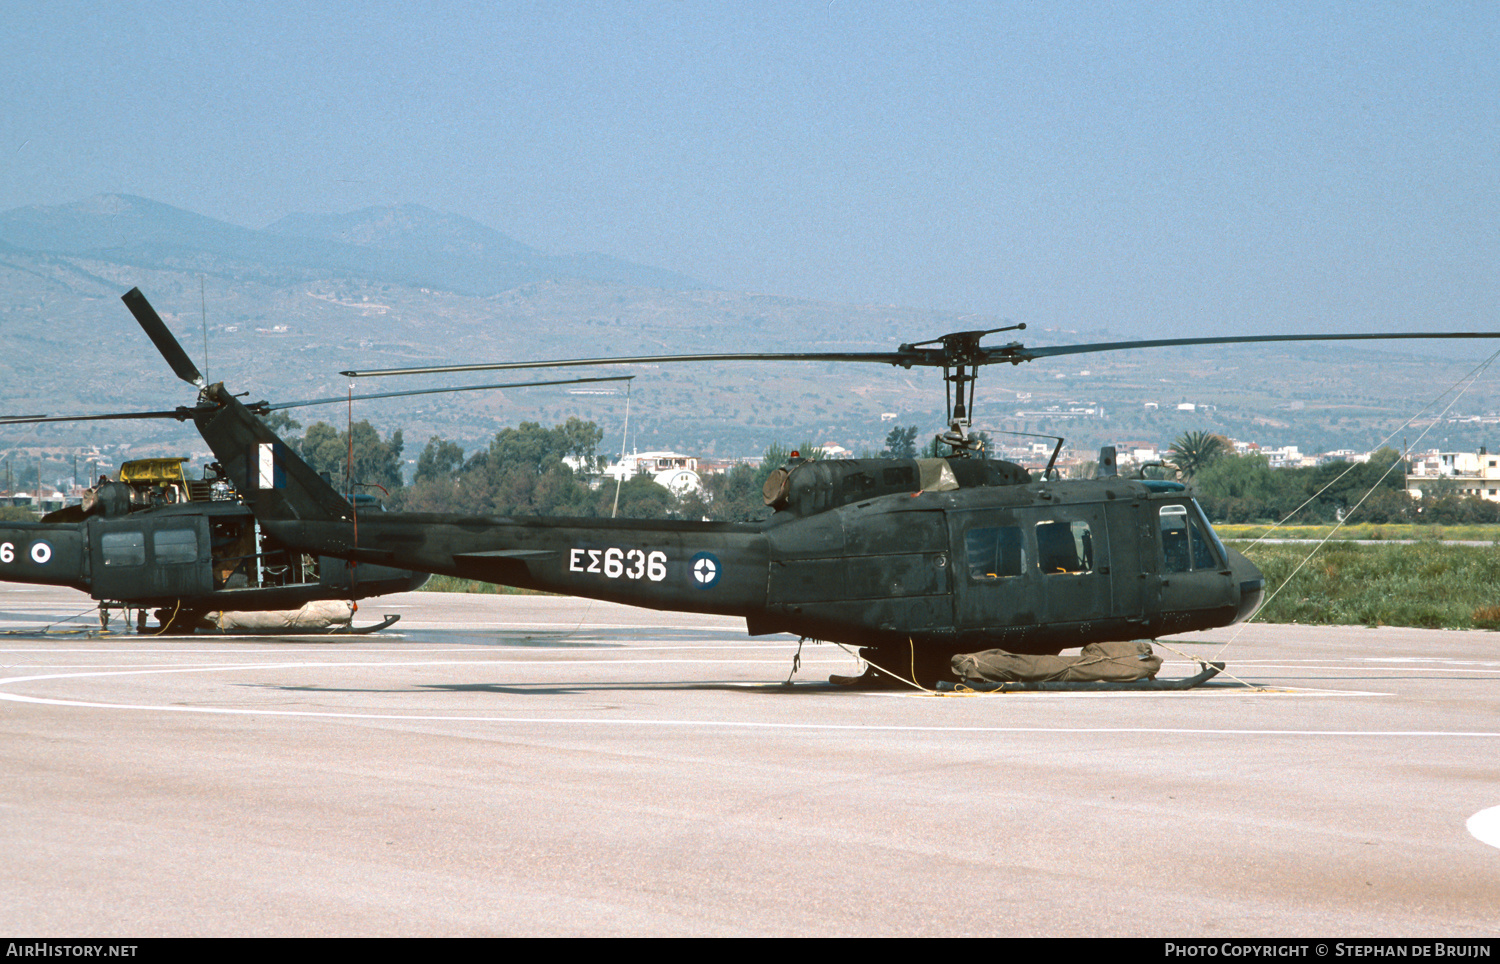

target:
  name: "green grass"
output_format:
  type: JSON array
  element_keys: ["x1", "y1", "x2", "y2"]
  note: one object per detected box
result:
[
  {"x1": 417, "y1": 574, "x2": 554, "y2": 595},
  {"x1": 1231, "y1": 540, "x2": 1500, "y2": 629},
  {"x1": 1216, "y1": 523, "x2": 1500, "y2": 542}
]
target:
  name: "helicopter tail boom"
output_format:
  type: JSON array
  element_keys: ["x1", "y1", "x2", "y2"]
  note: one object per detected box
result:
[
  {"x1": 183, "y1": 382, "x2": 776, "y2": 616},
  {"x1": 0, "y1": 522, "x2": 88, "y2": 592}
]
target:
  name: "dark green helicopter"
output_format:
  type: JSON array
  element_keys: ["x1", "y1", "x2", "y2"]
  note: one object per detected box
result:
[
  {"x1": 34, "y1": 289, "x2": 1500, "y2": 677},
  {"x1": 0, "y1": 290, "x2": 630, "y2": 635},
  {"x1": 0, "y1": 451, "x2": 425, "y2": 633}
]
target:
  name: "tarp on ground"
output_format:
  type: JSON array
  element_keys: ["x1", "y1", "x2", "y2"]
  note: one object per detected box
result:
[
  {"x1": 209, "y1": 599, "x2": 355, "y2": 631},
  {"x1": 951, "y1": 640, "x2": 1162, "y2": 683}
]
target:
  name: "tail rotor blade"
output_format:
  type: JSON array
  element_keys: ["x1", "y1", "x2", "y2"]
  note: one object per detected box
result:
[{"x1": 121, "y1": 288, "x2": 205, "y2": 388}]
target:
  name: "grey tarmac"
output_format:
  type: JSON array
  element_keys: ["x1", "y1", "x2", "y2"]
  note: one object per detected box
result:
[{"x1": 0, "y1": 582, "x2": 1497, "y2": 937}]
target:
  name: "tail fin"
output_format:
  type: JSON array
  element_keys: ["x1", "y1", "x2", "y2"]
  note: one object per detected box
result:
[
  {"x1": 192, "y1": 384, "x2": 354, "y2": 524},
  {"x1": 119, "y1": 287, "x2": 353, "y2": 525}
]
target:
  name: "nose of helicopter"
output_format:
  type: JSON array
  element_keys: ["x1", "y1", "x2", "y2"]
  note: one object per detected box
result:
[{"x1": 1224, "y1": 545, "x2": 1265, "y2": 623}]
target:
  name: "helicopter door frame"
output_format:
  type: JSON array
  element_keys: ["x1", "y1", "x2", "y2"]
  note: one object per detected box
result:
[
  {"x1": 948, "y1": 502, "x2": 1114, "y2": 635},
  {"x1": 1017, "y1": 503, "x2": 1113, "y2": 630},
  {"x1": 1153, "y1": 501, "x2": 1237, "y2": 632},
  {"x1": 948, "y1": 509, "x2": 1036, "y2": 634},
  {"x1": 88, "y1": 515, "x2": 214, "y2": 601}
]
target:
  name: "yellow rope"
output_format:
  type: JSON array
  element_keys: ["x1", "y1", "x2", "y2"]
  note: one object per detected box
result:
[
  {"x1": 823, "y1": 638, "x2": 935, "y2": 694},
  {"x1": 150, "y1": 599, "x2": 183, "y2": 636}
]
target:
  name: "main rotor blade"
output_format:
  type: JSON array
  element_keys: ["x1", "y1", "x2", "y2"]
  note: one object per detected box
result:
[
  {"x1": 121, "y1": 287, "x2": 206, "y2": 388},
  {"x1": 341, "y1": 351, "x2": 908, "y2": 378},
  {"x1": 268, "y1": 374, "x2": 636, "y2": 410},
  {"x1": 0, "y1": 407, "x2": 204, "y2": 426},
  {"x1": 341, "y1": 329, "x2": 1500, "y2": 379},
  {"x1": 1003, "y1": 331, "x2": 1500, "y2": 364}
]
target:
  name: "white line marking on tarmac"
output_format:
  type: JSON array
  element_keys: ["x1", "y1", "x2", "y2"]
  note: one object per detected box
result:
[
  {"x1": 0, "y1": 664, "x2": 1479, "y2": 735},
  {"x1": 0, "y1": 658, "x2": 1372, "y2": 695},
  {"x1": 1468, "y1": 807, "x2": 1500, "y2": 850}
]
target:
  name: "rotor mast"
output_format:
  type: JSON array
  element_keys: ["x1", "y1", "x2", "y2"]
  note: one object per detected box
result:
[{"x1": 901, "y1": 324, "x2": 1025, "y2": 456}]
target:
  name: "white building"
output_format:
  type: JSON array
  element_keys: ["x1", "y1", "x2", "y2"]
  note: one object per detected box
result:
[
  {"x1": 1406, "y1": 449, "x2": 1500, "y2": 501},
  {"x1": 1263, "y1": 445, "x2": 1313, "y2": 469},
  {"x1": 604, "y1": 452, "x2": 703, "y2": 496}
]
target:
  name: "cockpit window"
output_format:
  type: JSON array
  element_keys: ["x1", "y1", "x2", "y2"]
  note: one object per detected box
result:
[{"x1": 1159, "y1": 504, "x2": 1221, "y2": 572}]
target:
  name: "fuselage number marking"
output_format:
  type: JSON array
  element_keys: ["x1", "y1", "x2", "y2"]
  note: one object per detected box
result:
[
  {"x1": 1, "y1": 541, "x2": 52, "y2": 565},
  {"x1": 569, "y1": 548, "x2": 667, "y2": 582}
]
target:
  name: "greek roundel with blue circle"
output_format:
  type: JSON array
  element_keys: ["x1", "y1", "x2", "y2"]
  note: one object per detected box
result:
[{"x1": 689, "y1": 552, "x2": 721, "y2": 589}]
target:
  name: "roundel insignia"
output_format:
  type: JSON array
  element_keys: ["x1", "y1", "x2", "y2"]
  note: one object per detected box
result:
[
  {"x1": 689, "y1": 552, "x2": 721, "y2": 589},
  {"x1": 29, "y1": 541, "x2": 52, "y2": 565}
]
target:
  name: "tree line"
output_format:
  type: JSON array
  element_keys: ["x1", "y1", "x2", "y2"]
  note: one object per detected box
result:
[
  {"x1": 1172, "y1": 431, "x2": 1500, "y2": 526},
  {"x1": 264, "y1": 413, "x2": 799, "y2": 522}
]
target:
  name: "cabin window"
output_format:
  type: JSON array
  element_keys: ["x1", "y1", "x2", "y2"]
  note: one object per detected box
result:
[
  {"x1": 965, "y1": 526, "x2": 1025, "y2": 579},
  {"x1": 1035, "y1": 520, "x2": 1094, "y2": 574},
  {"x1": 101, "y1": 531, "x2": 145, "y2": 567},
  {"x1": 1159, "y1": 505, "x2": 1219, "y2": 572},
  {"x1": 154, "y1": 528, "x2": 198, "y2": 565}
]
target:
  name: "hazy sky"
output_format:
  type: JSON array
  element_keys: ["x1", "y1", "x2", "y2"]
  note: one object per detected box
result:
[{"x1": 2, "y1": 1, "x2": 1495, "y2": 336}]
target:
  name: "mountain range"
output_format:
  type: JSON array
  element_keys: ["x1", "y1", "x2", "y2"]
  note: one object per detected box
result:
[
  {"x1": 0, "y1": 194, "x2": 699, "y2": 295},
  {"x1": 0, "y1": 194, "x2": 963, "y2": 460},
  {"x1": 1, "y1": 194, "x2": 1495, "y2": 471}
]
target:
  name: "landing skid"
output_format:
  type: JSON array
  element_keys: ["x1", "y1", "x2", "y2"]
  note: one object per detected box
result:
[
  {"x1": 195, "y1": 614, "x2": 403, "y2": 636},
  {"x1": 935, "y1": 661, "x2": 1225, "y2": 693},
  {"x1": 828, "y1": 666, "x2": 922, "y2": 690},
  {"x1": 327, "y1": 614, "x2": 401, "y2": 635},
  {"x1": 98, "y1": 606, "x2": 403, "y2": 636}
]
